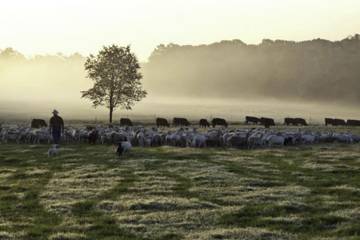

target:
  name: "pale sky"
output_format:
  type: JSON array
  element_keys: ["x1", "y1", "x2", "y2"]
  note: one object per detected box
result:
[{"x1": 0, "y1": 0, "x2": 359, "y2": 61}]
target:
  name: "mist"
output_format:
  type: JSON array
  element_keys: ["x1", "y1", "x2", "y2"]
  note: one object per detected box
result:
[
  {"x1": 1, "y1": 35, "x2": 360, "y2": 122},
  {"x1": 143, "y1": 35, "x2": 360, "y2": 103}
]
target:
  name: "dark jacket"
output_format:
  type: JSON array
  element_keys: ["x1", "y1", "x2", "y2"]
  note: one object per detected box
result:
[{"x1": 49, "y1": 115, "x2": 64, "y2": 132}]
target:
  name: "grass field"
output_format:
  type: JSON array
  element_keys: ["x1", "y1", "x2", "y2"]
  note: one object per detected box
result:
[{"x1": 0, "y1": 143, "x2": 360, "y2": 239}]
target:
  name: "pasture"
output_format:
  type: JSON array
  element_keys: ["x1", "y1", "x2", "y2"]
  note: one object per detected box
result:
[{"x1": 0, "y1": 141, "x2": 360, "y2": 239}]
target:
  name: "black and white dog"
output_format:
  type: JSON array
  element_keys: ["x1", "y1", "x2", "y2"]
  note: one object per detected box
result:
[{"x1": 116, "y1": 141, "x2": 132, "y2": 156}]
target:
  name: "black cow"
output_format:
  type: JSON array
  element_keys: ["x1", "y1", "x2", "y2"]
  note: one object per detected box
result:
[
  {"x1": 284, "y1": 118, "x2": 295, "y2": 126},
  {"x1": 31, "y1": 119, "x2": 47, "y2": 128},
  {"x1": 212, "y1": 118, "x2": 228, "y2": 128},
  {"x1": 295, "y1": 118, "x2": 308, "y2": 126},
  {"x1": 199, "y1": 119, "x2": 210, "y2": 128},
  {"x1": 156, "y1": 118, "x2": 170, "y2": 127},
  {"x1": 120, "y1": 118, "x2": 133, "y2": 126},
  {"x1": 325, "y1": 118, "x2": 333, "y2": 126},
  {"x1": 347, "y1": 119, "x2": 360, "y2": 127},
  {"x1": 284, "y1": 117, "x2": 307, "y2": 126},
  {"x1": 86, "y1": 125, "x2": 95, "y2": 130},
  {"x1": 334, "y1": 119, "x2": 346, "y2": 126},
  {"x1": 260, "y1": 117, "x2": 275, "y2": 128},
  {"x1": 173, "y1": 118, "x2": 190, "y2": 127},
  {"x1": 325, "y1": 118, "x2": 346, "y2": 126},
  {"x1": 245, "y1": 116, "x2": 260, "y2": 125}
]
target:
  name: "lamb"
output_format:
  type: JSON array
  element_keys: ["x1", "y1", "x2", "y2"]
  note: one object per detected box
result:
[{"x1": 191, "y1": 134, "x2": 207, "y2": 148}]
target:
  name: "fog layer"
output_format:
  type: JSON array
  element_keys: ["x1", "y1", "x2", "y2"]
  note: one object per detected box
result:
[{"x1": 1, "y1": 35, "x2": 360, "y2": 120}]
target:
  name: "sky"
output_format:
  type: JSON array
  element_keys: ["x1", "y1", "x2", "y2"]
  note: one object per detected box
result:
[{"x1": 0, "y1": 0, "x2": 360, "y2": 61}]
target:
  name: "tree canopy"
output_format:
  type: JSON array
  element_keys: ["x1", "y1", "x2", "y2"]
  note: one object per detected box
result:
[{"x1": 81, "y1": 45, "x2": 146, "y2": 123}]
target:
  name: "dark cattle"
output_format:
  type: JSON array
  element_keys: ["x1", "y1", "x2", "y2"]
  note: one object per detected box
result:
[
  {"x1": 88, "y1": 130, "x2": 98, "y2": 144},
  {"x1": 199, "y1": 119, "x2": 210, "y2": 128},
  {"x1": 325, "y1": 118, "x2": 346, "y2": 126},
  {"x1": 334, "y1": 119, "x2": 346, "y2": 126},
  {"x1": 294, "y1": 118, "x2": 308, "y2": 126},
  {"x1": 120, "y1": 118, "x2": 133, "y2": 127},
  {"x1": 156, "y1": 118, "x2": 170, "y2": 127},
  {"x1": 173, "y1": 118, "x2": 190, "y2": 127},
  {"x1": 212, "y1": 118, "x2": 228, "y2": 128},
  {"x1": 245, "y1": 116, "x2": 260, "y2": 125},
  {"x1": 347, "y1": 119, "x2": 360, "y2": 127},
  {"x1": 227, "y1": 135, "x2": 248, "y2": 148},
  {"x1": 86, "y1": 125, "x2": 95, "y2": 130},
  {"x1": 260, "y1": 117, "x2": 275, "y2": 128},
  {"x1": 284, "y1": 118, "x2": 294, "y2": 125},
  {"x1": 284, "y1": 117, "x2": 307, "y2": 126},
  {"x1": 325, "y1": 118, "x2": 333, "y2": 126},
  {"x1": 31, "y1": 119, "x2": 47, "y2": 128}
]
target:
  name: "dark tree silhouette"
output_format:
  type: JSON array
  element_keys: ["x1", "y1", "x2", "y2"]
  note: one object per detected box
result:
[
  {"x1": 81, "y1": 45, "x2": 147, "y2": 123},
  {"x1": 0, "y1": 48, "x2": 25, "y2": 61}
]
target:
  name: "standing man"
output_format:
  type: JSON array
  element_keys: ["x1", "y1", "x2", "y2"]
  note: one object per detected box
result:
[{"x1": 49, "y1": 109, "x2": 64, "y2": 144}]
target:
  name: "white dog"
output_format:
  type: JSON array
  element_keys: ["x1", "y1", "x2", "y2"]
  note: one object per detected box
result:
[{"x1": 48, "y1": 144, "x2": 60, "y2": 157}]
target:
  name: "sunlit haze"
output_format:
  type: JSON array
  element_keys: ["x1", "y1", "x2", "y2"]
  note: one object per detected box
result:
[{"x1": 1, "y1": 0, "x2": 359, "y2": 61}]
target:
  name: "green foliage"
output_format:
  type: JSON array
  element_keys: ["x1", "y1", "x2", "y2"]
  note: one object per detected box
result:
[{"x1": 81, "y1": 45, "x2": 147, "y2": 122}]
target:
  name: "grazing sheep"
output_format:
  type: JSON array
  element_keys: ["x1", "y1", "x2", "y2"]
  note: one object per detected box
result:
[
  {"x1": 248, "y1": 130, "x2": 264, "y2": 148},
  {"x1": 266, "y1": 134, "x2": 285, "y2": 147},
  {"x1": 2, "y1": 123, "x2": 360, "y2": 150},
  {"x1": 88, "y1": 130, "x2": 99, "y2": 144},
  {"x1": 191, "y1": 134, "x2": 207, "y2": 148},
  {"x1": 301, "y1": 132, "x2": 316, "y2": 144}
]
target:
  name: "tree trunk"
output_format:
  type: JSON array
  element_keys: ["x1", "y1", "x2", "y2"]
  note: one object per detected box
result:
[
  {"x1": 109, "y1": 90, "x2": 114, "y2": 123},
  {"x1": 109, "y1": 107, "x2": 113, "y2": 123}
]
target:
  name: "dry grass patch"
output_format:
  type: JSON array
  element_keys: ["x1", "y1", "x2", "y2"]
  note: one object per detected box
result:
[{"x1": 40, "y1": 165, "x2": 123, "y2": 214}]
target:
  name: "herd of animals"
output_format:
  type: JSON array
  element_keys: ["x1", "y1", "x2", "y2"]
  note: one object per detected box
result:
[{"x1": 1, "y1": 116, "x2": 360, "y2": 149}]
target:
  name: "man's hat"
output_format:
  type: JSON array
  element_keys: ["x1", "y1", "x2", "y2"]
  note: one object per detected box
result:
[{"x1": 52, "y1": 109, "x2": 59, "y2": 114}]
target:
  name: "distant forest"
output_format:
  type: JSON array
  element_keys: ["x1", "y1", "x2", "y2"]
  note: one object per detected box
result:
[
  {"x1": 1, "y1": 34, "x2": 360, "y2": 104},
  {"x1": 143, "y1": 34, "x2": 360, "y2": 104}
]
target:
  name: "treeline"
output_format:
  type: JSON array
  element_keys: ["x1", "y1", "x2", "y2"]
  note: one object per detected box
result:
[
  {"x1": 143, "y1": 34, "x2": 360, "y2": 104},
  {"x1": 1, "y1": 34, "x2": 360, "y2": 105}
]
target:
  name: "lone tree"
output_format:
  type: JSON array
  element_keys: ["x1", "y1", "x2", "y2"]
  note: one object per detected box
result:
[{"x1": 81, "y1": 45, "x2": 147, "y2": 123}]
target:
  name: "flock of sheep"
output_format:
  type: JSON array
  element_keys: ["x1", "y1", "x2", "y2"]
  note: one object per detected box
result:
[{"x1": 1, "y1": 121, "x2": 359, "y2": 149}]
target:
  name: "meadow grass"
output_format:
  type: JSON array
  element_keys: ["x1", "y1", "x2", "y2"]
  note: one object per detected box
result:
[{"x1": 0, "y1": 143, "x2": 360, "y2": 239}]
